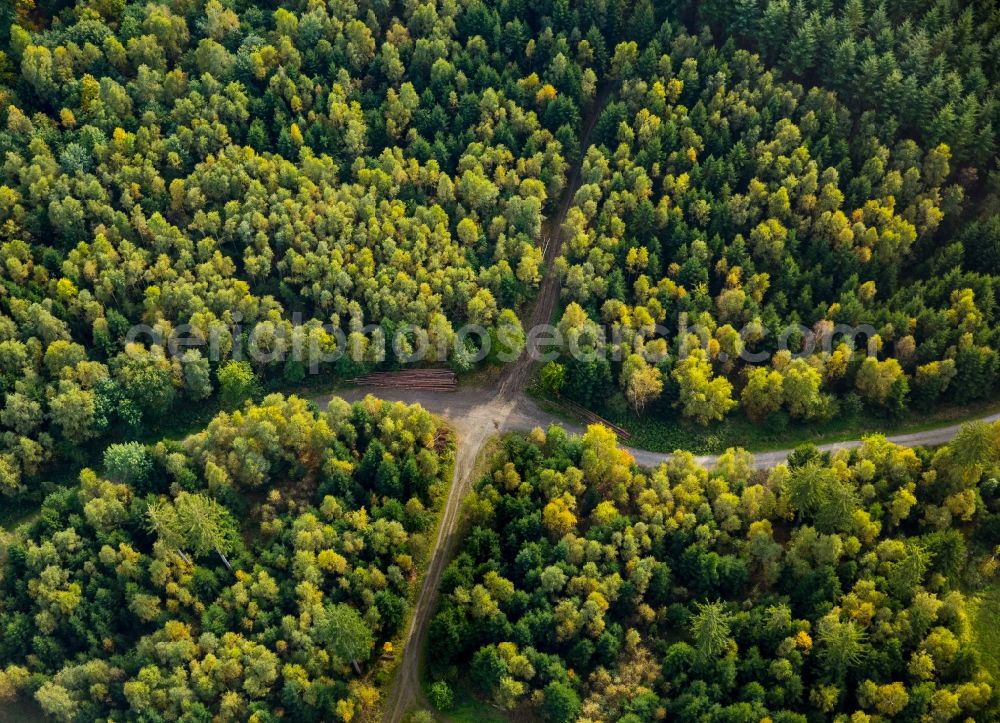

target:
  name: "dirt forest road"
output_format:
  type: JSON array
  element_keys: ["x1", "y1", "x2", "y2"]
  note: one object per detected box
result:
[
  {"x1": 497, "y1": 82, "x2": 614, "y2": 399},
  {"x1": 322, "y1": 387, "x2": 1000, "y2": 473},
  {"x1": 373, "y1": 393, "x2": 518, "y2": 723},
  {"x1": 337, "y1": 86, "x2": 616, "y2": 723},
  {"x1": 308, "y1": 73, "x2": 1000, "y2": 720},
  {"x1": 314, "y1": 386, "x2": 578, "y2": 723},
  {"x1": 310, "y1": 391, "x2": 1000, "y2": 723},
  {"x1": 336, "y1": 86, "x2": 611, "y2": 723}
]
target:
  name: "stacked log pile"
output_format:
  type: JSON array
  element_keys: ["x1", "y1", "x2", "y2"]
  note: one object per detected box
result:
[{"x1": 351, "y1": 369, "x2": 458, "y2": 392}]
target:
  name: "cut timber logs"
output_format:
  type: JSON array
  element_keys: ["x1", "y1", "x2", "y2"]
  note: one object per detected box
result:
[
  {"x1": 350, "y1": 369, "x2": 457, "y2": 392},
  {"x1": 563, "y1": 399, "x2": 632, "y2": 441}
]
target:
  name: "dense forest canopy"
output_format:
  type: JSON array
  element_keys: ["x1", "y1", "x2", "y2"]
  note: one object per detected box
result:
[
  {"x1": 0, "y1": 393, "x2": 454, "y2": 720},
  {"x1": 429, "y1": 423, "x2": 1000, "y2": 721},
  {"x1": 2, "y1": 0, "x2": 1000, "y2": 496},
  {"x1": 0, "y1": 0, "x2": 586, "y2": 498},
  {"x1": 678, "y1": 0, "x2": 1000, "y2": 168},
  {"x1": 543, "y1": 3, "x2": 1000, "y2": 426},
  {"x1": 1, "y1": 1, "x2": 1000, "y2": 722}
]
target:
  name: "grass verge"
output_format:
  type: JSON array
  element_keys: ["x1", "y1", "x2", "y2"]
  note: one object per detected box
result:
[
  {"x1": 441, "y1": 684, "x2": 510, "y2": 723},
  {"x1": 529, "y1": 382, "x2": 1000, "y2": 455}
]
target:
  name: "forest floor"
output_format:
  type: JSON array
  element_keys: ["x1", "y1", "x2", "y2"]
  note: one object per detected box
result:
[{"x1": 446, "y1": 685, "x2": 511, "y2": 723}]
